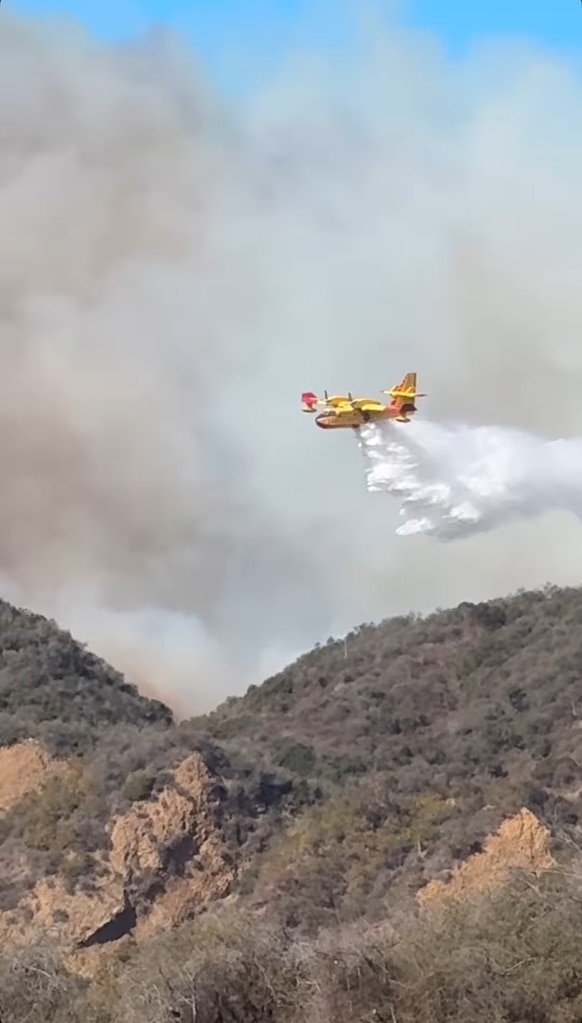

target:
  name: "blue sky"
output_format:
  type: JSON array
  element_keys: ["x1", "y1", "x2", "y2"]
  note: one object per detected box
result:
[{"x1": 8, "y1": 0, "x2": 581, "y2": 94}]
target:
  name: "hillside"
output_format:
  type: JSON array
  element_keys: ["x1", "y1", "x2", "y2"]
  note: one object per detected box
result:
[
  {"x1": 196, "y1": 582, "x2": 582, "y2": 927},
  {"x1": 0, "y1": 599, "x2": 173, "y2": 753},
  {"x1": 0, "y1": 600, "x2": 299, "y2": 941},
  {"x1": 1, "y1": 584, "x2": 582, "y2": 1020}
]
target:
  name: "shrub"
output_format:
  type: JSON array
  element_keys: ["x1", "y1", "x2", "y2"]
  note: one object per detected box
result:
[{"x1": 123, "y1": 769, "x2": 156, "y2": 803}]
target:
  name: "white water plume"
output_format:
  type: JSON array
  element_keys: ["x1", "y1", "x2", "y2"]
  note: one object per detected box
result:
[{"x1": 358, "y1": 420, "x2": 582, "y2": 540}]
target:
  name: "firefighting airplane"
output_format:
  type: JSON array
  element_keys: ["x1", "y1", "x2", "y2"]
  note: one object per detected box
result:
[{"x1": 301, "y1": 372, "x2": 426, "y2": 430}]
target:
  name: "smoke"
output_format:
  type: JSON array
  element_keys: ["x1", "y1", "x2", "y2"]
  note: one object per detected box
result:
[
  {"x1": 358, "y1": 419, "x2": 582, "y2": 539},
  {"x1": 0, "y1": 9, "x2": 581, "y2": 712}
]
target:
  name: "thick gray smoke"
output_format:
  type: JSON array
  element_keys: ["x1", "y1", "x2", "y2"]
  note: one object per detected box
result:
[{"x1": 0, "y1": 11, "x2": 582, "y2": 712}]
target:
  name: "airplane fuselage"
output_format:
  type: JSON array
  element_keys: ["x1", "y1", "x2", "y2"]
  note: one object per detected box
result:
[{"x1": 314, "y1": 402, "x2": 417, "y2": 429}]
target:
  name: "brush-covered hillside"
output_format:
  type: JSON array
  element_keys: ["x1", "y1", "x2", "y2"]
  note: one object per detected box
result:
[
  {"x1": 194, "y1": 583, "x2": 582, "y2": 929},
  {"x1": 2, "y1": 584, "x2": 582, "y2": 1022}
]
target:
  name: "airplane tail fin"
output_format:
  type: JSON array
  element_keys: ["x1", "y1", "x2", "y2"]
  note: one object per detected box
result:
[
  {"x1": 382, "y1": 372, "x2": 426, "y2": 420},
  {"x1": 383, "y1": 372, "x2": 426, "y2": 405}
]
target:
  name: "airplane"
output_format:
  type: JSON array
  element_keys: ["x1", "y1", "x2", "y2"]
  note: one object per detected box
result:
[{"x1": 301, "y1": 372, "x2": 426, "y2": 430}]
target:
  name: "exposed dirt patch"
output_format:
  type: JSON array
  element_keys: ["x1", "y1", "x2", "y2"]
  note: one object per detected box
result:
[
  {"x1": 0, "y1": 752, "x2": 235, "y2": 973},
  {"x1": 418, "y1": 807, "x2": 555, "y2": 906},
  {"x1": 0, "y1": 739, "x2": 70, "y2": 813}
]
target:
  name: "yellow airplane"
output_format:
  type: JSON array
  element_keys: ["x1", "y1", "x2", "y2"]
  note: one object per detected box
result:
[{"x1": 301, "y1": 372, "x2": 426, "y2": 430}]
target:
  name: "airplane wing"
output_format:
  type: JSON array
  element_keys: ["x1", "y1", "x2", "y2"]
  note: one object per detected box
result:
[
  {"x1": 349, "y1": 397, "x2": 387, "y2": 411},
  {"x1": 304, "y1": 374, "x2": 426, "y2": 421},
  {"x1": 324, "y1": 394, "x2": 355, "y2": 409},
  {"x1": 302, "y1": 391, "x2": 354, "y2": 413}
]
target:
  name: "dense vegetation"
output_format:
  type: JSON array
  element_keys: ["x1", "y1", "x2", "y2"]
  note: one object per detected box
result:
[
  {"x1": 193, "y1": 582, "x2": 582, "y2": 927},
  {"x1": 3, "y1": 861, "x2": 582, "y2": 1022},
  {"x1": 0, "y1": 599, "x2": 173, "y2": 753},
  {"x1": 2, "y1": 583, "x2": 582, "y2": 1019}
]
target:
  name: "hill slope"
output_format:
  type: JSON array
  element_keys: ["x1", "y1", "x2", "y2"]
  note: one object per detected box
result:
[
  {"x1": 206, "y1": 583, "x2": 580, "y2": 787},
  {"x1": 1, "y1": 585, "x2": 582, "y2": 1020},
  {"x1": 0, "y1": 600, "x2": 299, "y2": 941},
  {"x1": 0, "y1": 599, "x2": 173, "y2": 753},
  {"x1": 195, "y1": 582, "x2": 582, "y2": 927}
]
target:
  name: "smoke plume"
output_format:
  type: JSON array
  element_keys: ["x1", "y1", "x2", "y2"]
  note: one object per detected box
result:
[{"x1": 0, "y1": 10, "x2": 581, "y2": 711}]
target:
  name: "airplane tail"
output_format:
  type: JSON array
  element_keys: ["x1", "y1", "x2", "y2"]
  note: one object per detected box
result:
[
  {"x1": 382, "y1": 372, "x2": 426, "y2": 420},
  {"x1": 383, "y1": 372, "x2": 426, "y2": 404}
]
